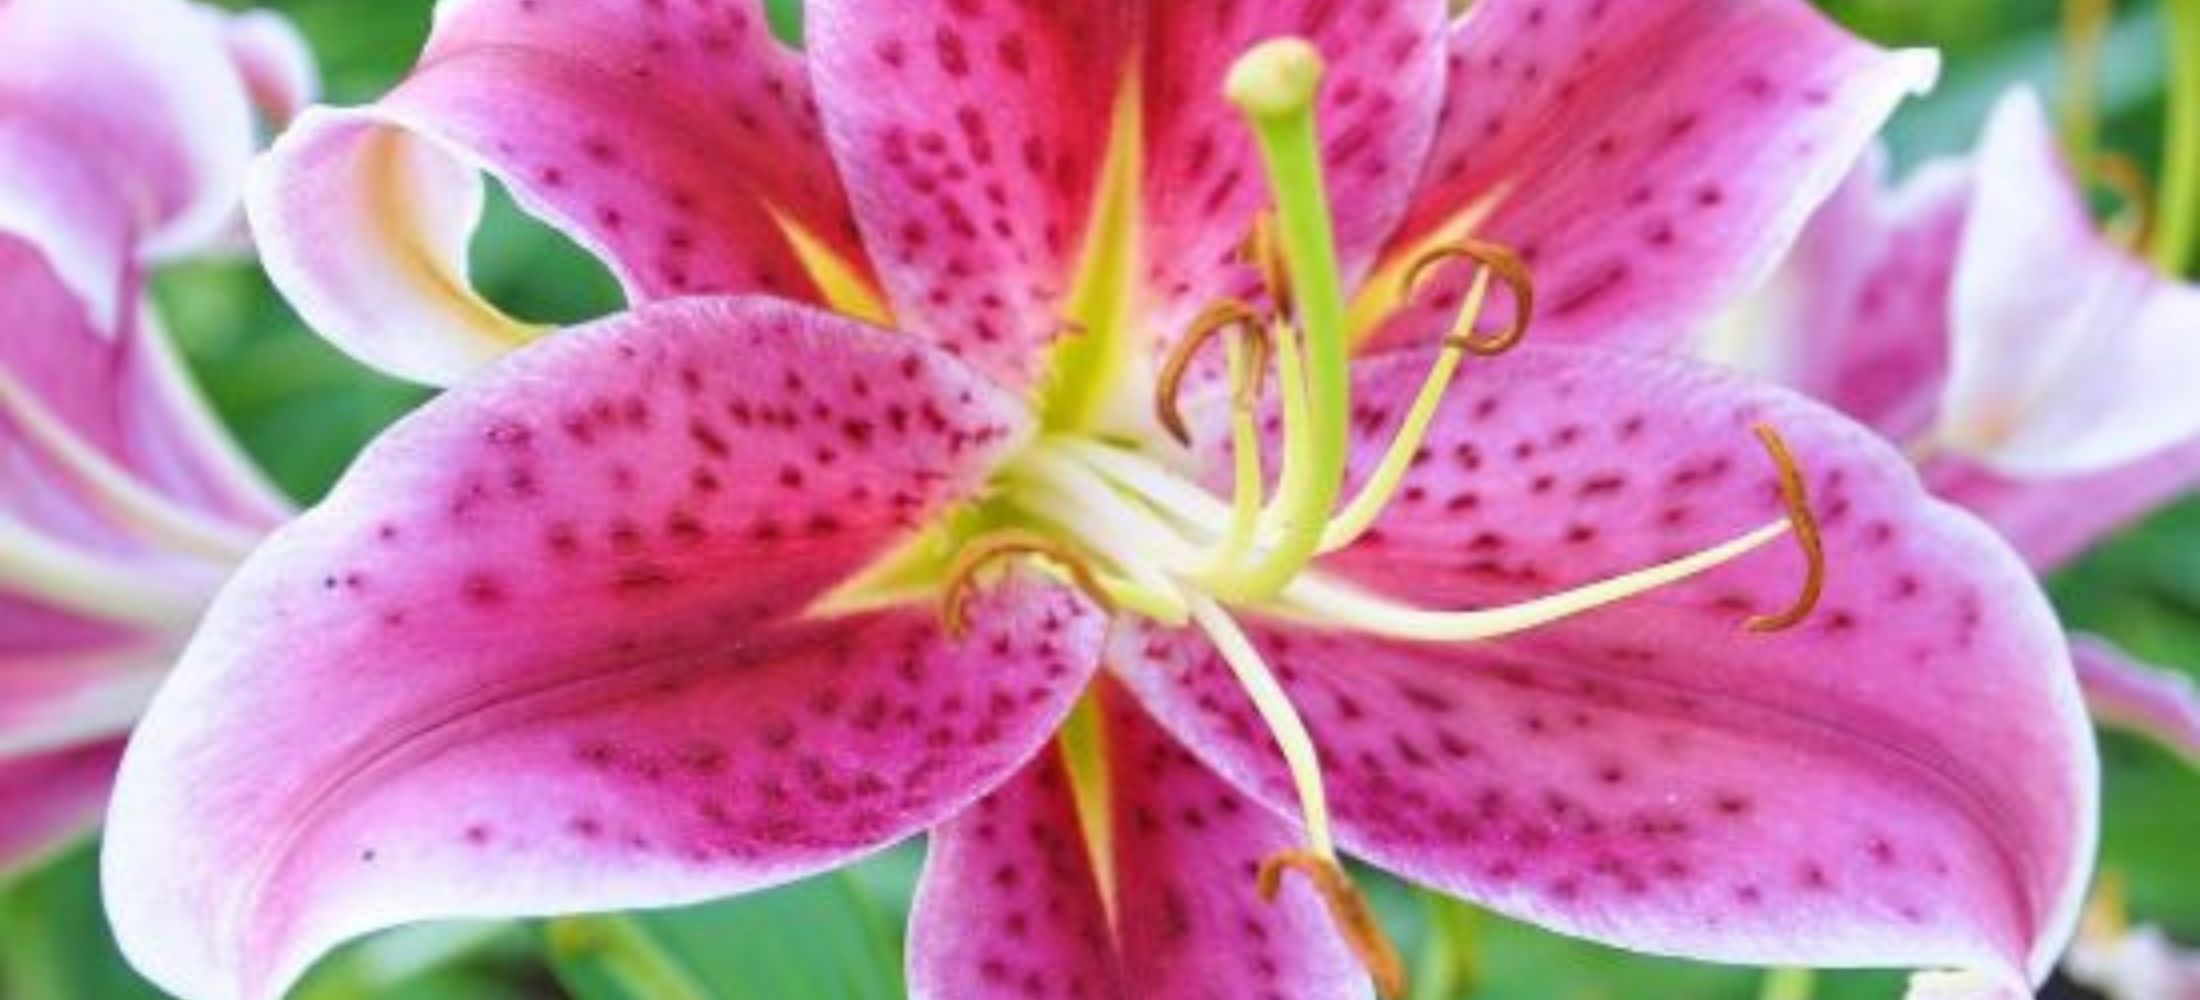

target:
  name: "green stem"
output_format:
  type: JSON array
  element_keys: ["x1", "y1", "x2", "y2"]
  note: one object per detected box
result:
[
  {"x1": 2153, "y1": 0, "x2": 2200, "y2": 276},
  {"x1": 2059, "y1": 0, "x2": 2111, "y2": 171},
  {"x1": 1758, "y1": 967, "x2": 1817, "y2": 1000},
  {"x1": 545, "y1": 915, "x2": 715, "y2": 1000}
]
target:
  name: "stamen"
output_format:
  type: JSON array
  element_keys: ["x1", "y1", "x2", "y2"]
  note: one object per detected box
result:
[
  {"x1": 1240, "y1": 212, "x2": 1294, "y2": 318},
  {"x1": 2093, "y1": 151, "x2": 2155, "y2": 249},
  {"x1": 1400, "y1": 239, "x2": 1536, "y2": 355},
  {"x1": 1320, "y1": 241, "x2": 1532, "y2": 553},
  {"x1": 939, "y1": 530, "x2": 1121, "y2": 637},
  {"x1": 1742, "y1": 422, "x2": 1826, "y2": 633},
  {"x1": 1257, "y1": 851, "x2": 1409, "y2": 1000},
  {"x1": 1185, "y1": 594, "x2": 1336, "y2": 857},
  {"x1": 1154, "y1": 299, "x2": 1266, "y2": 446}
]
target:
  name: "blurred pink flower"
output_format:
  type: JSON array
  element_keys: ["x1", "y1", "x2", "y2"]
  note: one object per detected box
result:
[{"x1": 0, "y1": 0, "x2": 313, "y2": 871}]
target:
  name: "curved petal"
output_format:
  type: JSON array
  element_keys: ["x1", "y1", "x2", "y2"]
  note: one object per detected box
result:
[
  {"x1": 1117, "y1": 346, "x2": 2093, "y2": 987},
  {"x1": 247, "y1": 28, "x2": 838, "y2": 387},
  {"x1": 0, "y1": 645, "x2": 166, "y2": 760},
  {"x1": 1921, "y1": 440, "x2": 2200, "y2": 571},
  {"x1": 908, "y1": 746, "x2": 1126, "y2": 1000},
  {"x1": 1367, "y1": 0, "x2": 1937, "y2": 354},
  {"x1": 0, "y1": 240, "x2": 288, "y2": 534},
  {"x1": 2070, "y1": 635, "x2": 2200, "y2": 766},
  {"x1": 1703, "y1": 149, "x2": 1972, "y2": 444},
  {"x1": 212, "y1": 9, "x2": 319, "y2": 129},
  {"x1": 0, "y1": 738, "x2": 123, "y2": 875},
  {"x1": 0, "y1": 0, "x2": 255, "y2": 325},
  {"x1": 909, "y1": 679, "x2": 1368, "y2": 1000},
  {"x1": 1141, "y1": 0, "x2": 1449, "y2": 340},
  {"x1": 808, "y1": 0, "x2": 1135, "y2": 390},
  {"x1": 1937, "y1": 91, "x2": 2200, "y2": 476},
  {"x1": 102, "y1": 298, "x2": 1102, "y2": 1000}
]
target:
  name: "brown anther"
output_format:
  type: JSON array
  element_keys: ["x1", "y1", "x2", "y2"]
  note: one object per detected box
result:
[
  {"x1": 1239, "y1": 212, "x2": 1294, "y2": 318},
  {"x1": 939, "y1": 530, "x2": 1117, "y2": 637},
  {"x1": 1257, "y1": 850, "x2": 1408, "y2": 999},
  {"x1": 1400, "y1": 239, "x2": 1534, "y2": 356},
  {"x1": 1156, "y1": 299, "x2": 1268, "y2": 446},
  {"x1": 1744, "y1": 422, "x2": 1826, "y2": 633}
]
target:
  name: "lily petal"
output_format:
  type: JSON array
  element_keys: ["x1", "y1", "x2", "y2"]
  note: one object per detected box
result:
[
  {"x1": 1938, "y1": 91, "x2": 2200, "y2": 476},
  {"x1": 908, "y1": 746, "x2": 1127, "y2": 1000},
  {"x1": 0, "y1": 739, "x2": 124, "y2": 875},
  {"x1": 808, "y1": 0, "x2": 1135, "y2": 390},
  {"x1": 1369, "y1": 0, "x2": 1937, "y2": 353},
  {"x1": 1120, "y1": 346, "x2": 2092, "y2": 987},
  {"x1": 1921, "y1": 441, "x2": 2200, "y2": 571},
  {"x1": 103, "y1": 297, "x2": 1105, "y2": 1000},
  {"x1": 249, "y1": 0, "x2": 851, "y2": 386},
  {"x1": 2070, "y1": 634, "x2": 2200, "y2": 766},
  {"x1": 213, "y1": 8, "x2": 319, "y2": 129},
  {"x1": 0, "y1": 0, "x2": 256, "y2": 327},
  {"x1": 1705, "y1": 148, "x2": 1972, "y2": 444},
  {"x1": 910, "y1": 679, "x2": 1367, "y2": 1000},
  {"x1": 1142, "y1": 0, "x2": 1449, "y2": 338},
  {"x1": 0, "y1": 238, "x2": 288, "y2": 535},
  {"x1": 0, "y1": 644, "x2": 166, "y2": 760}
]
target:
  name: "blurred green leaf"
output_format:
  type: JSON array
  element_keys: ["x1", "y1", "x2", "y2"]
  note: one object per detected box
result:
[{"x1": 543, "y1": 870, "x2": 902, "y2": 1000}]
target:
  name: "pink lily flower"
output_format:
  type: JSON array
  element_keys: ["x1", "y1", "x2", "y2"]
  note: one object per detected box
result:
[
  {"x1": 106, "y1": 2, "x2": 2091, "y2": 999},
  {"x1": 0, "y1": 0, "x2": 309, "y2": 869},
  {"x1": 1710, "y1": 88, "x2": 2200, "y2": 764}
]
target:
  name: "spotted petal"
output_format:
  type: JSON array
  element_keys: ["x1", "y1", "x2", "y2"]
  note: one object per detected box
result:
[
  {"x1": 102, "y1": 298, "x2": 1107, "y2": 1000},
  {"x1": 807, "y1": 0, "x2": 1135, "y2": 391},
  {"x1": 909, "y1": 679, "x2": 1367, "y2": 1000},
  {"x1": 1936, "y1": 91, "x2": 2200, "y2": 476},
  {"x1": 1118, "y1": 346, "x2": 2092, "y2": 988},
  {"x1": 0, "y1": 0, "x2": 256, "y2": 328},
  {"x1": 249, "y1": 0, "x2": 856, "y2": 386},
  {"x1": 1366, "y1": 0, "x2": 1936, "y2": 354},
  {"x1": 1704, "y1": 148, "x2": 1972, "y2": 444}
]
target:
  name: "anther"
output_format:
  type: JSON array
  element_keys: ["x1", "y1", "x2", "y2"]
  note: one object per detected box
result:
[
  {"x1": 939, "y1": 530, "x2": 1118, "y2": 637},
  {"x1": 1240, "y1": 212, "x2": 1295, "y2": 318},
  {"x1": 1155, "y1": 299, "x2": 1268, "y2": 446},
  {"x1": 1257, "y1": 850, "x2": 1408, "y2": 999},
  {"x1": 2092, "y1": 151, "x2": 2154, "y2": 249},
  {"x1": 1743, "y1": 422, "x2": 1826, "y2": 633},
  {"x1": 1401, "y1": 239, "x2": 1535, "y2": 356}
]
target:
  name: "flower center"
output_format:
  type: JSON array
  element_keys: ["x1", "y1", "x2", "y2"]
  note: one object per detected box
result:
[{"x1": 824, "y1": 38, "x2": 1826, "y2": 999}]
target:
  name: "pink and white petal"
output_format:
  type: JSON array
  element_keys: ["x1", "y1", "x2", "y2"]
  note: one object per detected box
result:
[
  {"x1": 248, "y1": 48, "x2": 829, "y2": 387},
  {"x1": 2070, "y1": 635, "x2": 2200, "y2": 766},
  {"x1": 908, "y1": 746, "x2": 1127, "y2": 1000},
  {"x1": 1141, "y1": 0, "x2": 1449, "y2": 340},
  {"x1": 426, "y1": 0, "x2": 864, "y2": 265},
  {"x1": 2064, "y1": 922, "x2": 2200, "y2": 1000},
  {"x1": 1921, "y1": 439, "x2": 2200, "y2": 571},
  {"x1": 0, "y1": 0, "x2": 255, "y2": 275},
  {"x1": 1902, "y1": 971, "x2": 2030, "y2": 1000},
  {"x1": 1119, "y1": 346, "x2": 2092, "y2": 986},
  {"x1": 0, "y1": 738, "x2": 123, "y2": 875},
  {"x1": 1704, "y1": 150, "x2": 1972, "y2": 444},
  {"x1": 102, "y1": 298, "x2": 1102, "y2": 1000},
  {"x1": 0, "y1": 240, "x2": 288, "y2": 531},
  {"x1": 1936, "y1": 92, "x2": 2200, "y2": 476},
  {"x1": 1368, "y1": 0, "x2": 1936, "y2": 354},
  {"x1": 1101, "y1": 679, "x2": 1373, "y2": 1000},
  {"x1": 213, "y1": 9, "x2": 320, "y2": 129},
  {"x1": 808, "y1": 0, "x2": 1135, "y2": 390},
  {"x1": 0, "y1": 644, "x2": 167, "y2": 759}
]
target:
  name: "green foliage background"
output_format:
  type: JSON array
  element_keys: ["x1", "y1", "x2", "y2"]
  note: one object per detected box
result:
[{"x1": 4, "y1": 1, "x2": 2196, "y2": 998}]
